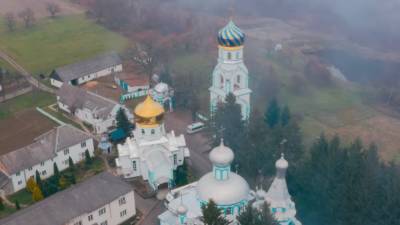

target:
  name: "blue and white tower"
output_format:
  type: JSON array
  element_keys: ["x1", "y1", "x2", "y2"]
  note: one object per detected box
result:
[{"x1": 210, "y1": 20, "x2": 252, "y2": 120}]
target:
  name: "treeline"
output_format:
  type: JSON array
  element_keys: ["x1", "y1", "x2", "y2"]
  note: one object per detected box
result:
[
  {"x1": 289, "y1": 136, "x2": 400, "y2": 225},
  {"x1": 211, "y1": 94, "x2": 400, "y2": 224}
]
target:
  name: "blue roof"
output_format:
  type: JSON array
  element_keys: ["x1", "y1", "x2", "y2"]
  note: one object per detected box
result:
[{"x1": 109, "y1": 128, "x2": 126, "y2": 141}]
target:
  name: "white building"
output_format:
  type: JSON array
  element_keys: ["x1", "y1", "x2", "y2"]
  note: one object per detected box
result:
[
  {"x1": 150, "y1": 82, "x2": 174, "y2": 112},
  {"x1": 116, "y1": 96, "x2": 189, "y2": 191},
  {"x1": 210, "y1": 20, "x2": 252, "y2": 120},
  {"x1": 0, "y1": 125, "x2": 94, "y2": 194},
  {"x1": 159, "y1": 140, "x2": 254, "y2": 225},
  {"x1": 0, "y1": 172, "x2": 136, "y2": 225},
  {"x1": 253, "y1": 154, "x2": 302, "y2": 225},
  {"x1": 50, "y1": 52, "x2": 123, "y2": 88},
  {"x1": 57, "y1": 84, "x2": 133, "y2": 134}
]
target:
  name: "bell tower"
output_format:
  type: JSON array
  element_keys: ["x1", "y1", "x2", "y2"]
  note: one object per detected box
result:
[{"x1": 209, "y1": 20, "x2": 251, "y2": 120}]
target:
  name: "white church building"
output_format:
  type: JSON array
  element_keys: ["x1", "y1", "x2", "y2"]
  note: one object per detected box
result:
[
  {"x1": 210, "y1": 20, "x2": 252, "y2": 120},
  {"x1": 159, "y1": 140, "x2": 254, "y2": 225},
  {"x1": 115, "y1": 96, "x2": 190, "y2": 191},
  {"x1": 158, "y1": 141, "x2": 301, "y2": 225}
]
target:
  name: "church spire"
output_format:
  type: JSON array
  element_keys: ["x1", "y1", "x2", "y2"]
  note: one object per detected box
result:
[{"x1": 265, "y1": 154, "x2": 302, "y2": 225}]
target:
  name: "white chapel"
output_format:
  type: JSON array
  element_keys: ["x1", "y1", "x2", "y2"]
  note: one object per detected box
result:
[{"x1": 115, "y1": 96, "x2": 190, "y2": 191}]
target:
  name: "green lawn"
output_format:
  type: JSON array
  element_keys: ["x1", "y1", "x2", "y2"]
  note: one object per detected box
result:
[
  {"x1": 0, "y1": 90, "x2": 55, "y2": 120},
  {"x1": 0, "y1": 15, "x2": 129, "y2": 76},
  {"x1": 0, "y1": 59, "x2": 16, "y2": 74},
  {"x1": 8, "y1": 189, "x2": 33, "y2": 206}
]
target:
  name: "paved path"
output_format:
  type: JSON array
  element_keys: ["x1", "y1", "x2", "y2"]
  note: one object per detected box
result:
[{"x1": 0, "y1": 50, "x2": 55, "y2": 93}]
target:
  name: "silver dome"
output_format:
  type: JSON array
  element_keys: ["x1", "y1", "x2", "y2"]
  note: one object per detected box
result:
[
  {"x1": 196, "y1": 172, "x2": 250, "y2": 205},
  {"x1": 209, "y1": 140, "x2": 234, "y2": 166},
  {"x1": 276, "y1": 153, "x2": 288, "y2": 170}
]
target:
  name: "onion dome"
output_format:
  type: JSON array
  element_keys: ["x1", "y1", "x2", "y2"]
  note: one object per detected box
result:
[
  {"x1": 209, "y1": 140, "x2": 234, "y2": 166},
  {"x1": 217, "y1": 20, "x2": 245, "y2": 47},
  {"x1": 197, "y1": 172, "x2": 250, "y2": 205},
  {"x1": 134, "y1": 95, "x2": 165, "y2": 127}
]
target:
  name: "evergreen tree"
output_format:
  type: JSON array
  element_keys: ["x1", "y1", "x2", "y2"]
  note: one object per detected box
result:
[
  {"x1": 280, "y1": 105, "x2": 291, "y2": 127},
  {"x1": 32, "y1": 186, "x2": 44, "y2": 202},
  {"x1": 211, "y1": 93, "x2": 245, "y2": 152},
  {"x1": 0, "y1": 198, "x2": 4, "y2": 211},
  {"x1": 116, "y1": 107, "x2": 131, "y2": 136},
  {"x1": 265, "y1": 98, "x2": 280, "y2": 128},
  {"x1": 15, "y1": 200, "x2": 20, "y2": 210},
  {"x1": 237, "y1": 203, "x2": 278, "y2": 225},
  {"x1": 174, "y1": 161, "x2": 189, "y2": 186},
  {"x1": 68, "y1": 156, "x2": 75, "y2": 170},
  {"x1": 53, "y1": 162, "x2": 60, "y2": 178},
  {"x1": 85, "y1": 149, "x2": 92, "y2": 166},
  {"x1": 35, "y1": 170, "x2": 42, "y2": 189},
  {"x1": 201, "y1": 200, "x2": 230, "y2": 225}
]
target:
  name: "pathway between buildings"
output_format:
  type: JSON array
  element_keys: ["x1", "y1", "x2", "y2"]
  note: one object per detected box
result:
[{"x1": 0, "y1": 50, "x2": 55, "y2": 94}]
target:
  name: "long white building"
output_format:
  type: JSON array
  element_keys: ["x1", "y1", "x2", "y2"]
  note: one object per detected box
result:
[
  {"x1": 50, "y1": 52, "x2": 122, "y2": 88},
  {"x1": 0, "y1": 125, "x2": 94, "y2": 194},
  {"x1": 116, "y1": 96, "x2": 189, "y2": 191},
  {"x1": 57, "y1": 84, "x2": 133, "y2": 134},
  {"x1": 0, "y1": 172, "x2": 136, "y2": 225}
]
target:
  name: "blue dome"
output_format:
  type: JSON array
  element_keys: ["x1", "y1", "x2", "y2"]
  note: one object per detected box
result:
[{"x1": 217, "y1": 20, "x2": 245, "y2": 47}]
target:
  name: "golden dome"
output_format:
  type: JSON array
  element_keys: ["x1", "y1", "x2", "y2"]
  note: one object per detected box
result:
[{"x1": 134, "y1": 95, "x2": 165, "y2": 127}]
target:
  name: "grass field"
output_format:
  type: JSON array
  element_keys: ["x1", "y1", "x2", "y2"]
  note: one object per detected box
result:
[
  {"x1": 0, "y1": 15, "x2": 129, "y2": 77},
  {"x1": 0, "y1": 58, "x2": 16, "y2": 74},
  {"x1": 0, "y1": 90, "x2": 55, "y2": 119}
]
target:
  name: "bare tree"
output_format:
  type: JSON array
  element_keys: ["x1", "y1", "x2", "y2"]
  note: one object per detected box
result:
[
  {"x1": 128, "y1": 42, "x2": 160, "y2": 84},
  {"x1": 46, "y1": 3, "x2": 61, "y2": 18},
  {"x1": 4, "y1": 12, "x2": 17, "y2": 32},
  {"x1": 19, "y1": 8, "x2": 35, "y2": 28}
]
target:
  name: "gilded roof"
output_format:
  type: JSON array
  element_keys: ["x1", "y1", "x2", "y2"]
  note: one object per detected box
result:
[{"x1": 134, "y1": 95, "x2": 164, "y2": 118}]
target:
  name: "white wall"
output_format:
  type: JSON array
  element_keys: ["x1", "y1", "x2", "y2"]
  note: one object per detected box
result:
[
  {"x1": 77, "y1": 64, "x2": 123, "y2": 85},
  {"x1": 51, "y1": 79, "x2": 64, "y2": 88},
  {"x1": 8, "y1": 138, "x2": 94, "y2": 193},
  {"x1": 67, "y1": 191, "x2": 136, "y2": 225}
]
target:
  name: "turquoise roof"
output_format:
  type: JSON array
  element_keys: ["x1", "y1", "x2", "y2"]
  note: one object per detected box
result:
[{"x1": 217, "y1": 20, "x2": 245, "y2": 47}]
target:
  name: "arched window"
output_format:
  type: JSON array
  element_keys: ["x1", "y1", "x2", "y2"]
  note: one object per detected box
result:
[
  {"x1": 237, "y1": 75, "x2": 240, "y2": 84},
  {"x1": 151, "y1": 129, "x2": 155, "y2": 134},
  {"x1": 226, "y1": 207, "x2": 232, "y2": 215},
  {"x1": 227, "y1": 52, "x2": 231, "y2": 60},
  {"x1": 141, "y1": 129, "x2": 145, "y2": 135}
]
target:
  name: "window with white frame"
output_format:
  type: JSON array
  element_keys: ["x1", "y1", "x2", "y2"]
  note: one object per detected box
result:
[
  {"x1": 41, "y1": 162, "x2": 45, "y2": 166},
  {"x1": 81, "y1": 141, "x2": 86, "y2": 148},
  {"x1": 74, "y1": 221, "x2": 82, "y2": 225},
  {"x1": 42, "y1": 170, "x2": 47, "y2": 176},
  {"x1": 64, "y1": 149, "x2": 69, "y2": 155},
  {"x1": 100, "y1": 221, "x2": 108, "y2": 225},
  {"x1": 16, "y1": 172, "x2": 20, "y2": 176},
  {"x1": 99, "y1": 207, "x2": 106, "y2": 216},
  {"x1": 173, "y1": 154, "x2": 177, "y2": 165},
  {"x1": 28, "y1": 167, "x2": 33, "y2": 171},
  {"x1": 120, "y1": 209, "x2": 127, "y2": 217},
  {"x1": 119, "y1": 197, "x2": 126, "y2": 205},
  {"x1": 18, "y1": 180, "x2": 22, "y2": 185},
  {"x1": 88, "y1": 214, "x2": 93, "y2": 221}
]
